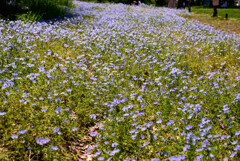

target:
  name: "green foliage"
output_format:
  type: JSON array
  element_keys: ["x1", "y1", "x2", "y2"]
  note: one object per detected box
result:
[
  {"x1": 21, "y1": 0, "x2": 74, "y2": 19},
  {"x1": 17, "y1": 11, "x2": 42, "y2": 21},
  {"x1": 0, "y1": 0, "x2": 73, "y2": 20}
]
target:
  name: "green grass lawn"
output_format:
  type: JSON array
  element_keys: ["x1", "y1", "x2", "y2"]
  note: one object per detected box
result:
[{"x1": 191, "y1": 6, "x2": 240, "y2": 19}]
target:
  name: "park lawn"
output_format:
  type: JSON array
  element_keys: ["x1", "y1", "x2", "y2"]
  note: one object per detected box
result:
[
  {"x1": 182, "y1": 7, "x2": 240, "y2": 34},
  {"x1": 191, "y1": 6, "x2": 240, "y2": 19}
]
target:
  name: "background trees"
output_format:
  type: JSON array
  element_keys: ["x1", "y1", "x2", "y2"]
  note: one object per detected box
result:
[{"x1": 0, "y1": 0, "x2": 73, "y2": 20}]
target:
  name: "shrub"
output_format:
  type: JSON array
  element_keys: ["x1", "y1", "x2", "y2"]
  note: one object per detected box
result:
[{"x1": 0, "y1": 0, "x2": 73, "y2": 20}]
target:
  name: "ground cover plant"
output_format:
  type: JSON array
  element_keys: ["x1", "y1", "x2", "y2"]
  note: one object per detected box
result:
[{"x1": 0, "y1": 1, "x2": 240, "y2": 160}]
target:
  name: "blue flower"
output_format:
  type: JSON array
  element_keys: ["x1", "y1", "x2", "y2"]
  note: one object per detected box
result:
[
  {"x1": 90, "y1": 114, "x2": 97, "y2": 119},
  {"x1": 98, "y1": 157, "x2": 104, "y2": 160},
  {"x1": 50, "y1": 146, "x2": 58, "y2": 151},
  {"x1": 11, "y1": 134, "x2": 18, "y2": 139},
  {"x1": 167, "y1": 120, "x2": 174, "y2": 126},
  {"x1": 235, "y1": 130, "x2": 240, "y2": 136},
  {"x1": 151, "y1": 158, "x2": 159, "y2": 161},
  {"x1": 55, "y1": 107, "x2": 62, "y2": 113},
  {"x1": 36, "y1": 137, "x2": 50, "y2": 145},
  {"x1": 38, "y1": 66, "x2": 45, "y2": 72},
  {"x1": 93, "y1": 150, "x2": 102, "y2": 157},
  {"x1": 72, "y1": 127, "x2": 78, "y2": 131},
  {"x1": 0, "y1": 112, "x2": 6, "y2": 116},
  {"x1": 66, "y1": 88, "x2": 72, "y2": 92},
  {"x1": 111, "y1": 142, "x2": 118, "y2": 147},
  {"x1": 183, "y1": 145, "x2": 190, "y2": 151},
  {"x1": 41, "y1": 108, "x2": 47, "y2": 112},
  {"x1": 232, "y1": 140, "x2": 238, "y2": 145},
  {"x1": 223, "y1": 157, "x2": 228, "y2": 161},
  {"x1": 53, "y1": 127, "x2": 61, "y2": 134},
  {"x1": 18, "y1": 130, "x2": 27, "y2": 134}
]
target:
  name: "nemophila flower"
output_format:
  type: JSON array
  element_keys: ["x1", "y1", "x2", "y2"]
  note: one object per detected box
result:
[
  {"x1": 186, "y1": 125, "x2": 193, "y2": 130},
  {"x1": 146, "y1": 122, "x2": 153, "y2": 127},
  {"x1": 183, "y1": 145, "x2": 190, "y2": 151},
  {"x1": 55, "y1": 98, "x2": 60, "y2": 102},
  {"x1": 131, "y1": 134, "x2": 137, "y2": 140},
  {"x1": 3, "y1": 100, "x2": 9, "y2": 103},
  {"x1": 107, "y1": 157, "x2": 112, "y2": 161},
  {"x1": 194, "y1": 155, "x2": 204, "y2": 161},
  {"x1": 38, "y1": 66, "x2": 45, "y2": 72},
  {"x1": 90, "y1": 114, "x2": 97, "y2": 119},
  {"x1": 53, "y1": 127, "x2": 61, "y2": 135},
  {"x1": 109, "y1": 149, "x2": 120, "y2": 156},
  {"x1": 169, "y1": 155, "x2": 185, "y2": 161},
  {"x1": 173, "y1": 127, "x2": 178, "y2": 130},
  {"x1": 234, "y1": 145, "x2": 240, "y2": 151},
  {"x1": 50, "y1": 146, "x2": 58, "y2": 151},
  {"x1": 151, "y1": 158, "x2": 159, "y2": 161},
  {"x1": 232, "y1": 140, "x2": 238, "y2": 145},
  {"x1": 235, "y1": 130, "x2": 240, "y2": 136},
  {"x1": 98, "y1": 157, "x2": 104, "y2": 160},
  {"x1": 72, "y1": 127, "x2": 78, "y2": 131},
  {"x1": 111, "y1": 142, "x2": 118, "y2": 147},
  {"x1": 0, "y1": 112, "x2": 6, "y2": 116},
  {"x1": 18, "y1": 130, "x2": 27, "y2": 134},
  {"x1": 36, "y1": 137, "x2": 50, "y2": 145},
  {"x1": 41, "y1": 108, "x2": 47, "y2": 112},
  {"x1": 90, "y1": 132, "x2": 98, "y2": 137},
  {"x1": 167, "y1": 120, "x2": 174, "y2": 126},
  {"x1": 132, "y1": 123, "x2": 137, "y2": 126},
  {"x1": 69, "y1": 116, "x2": 77, "y2": 119},
  {"x1": 55, "y1": 107, "x2": 62, "y2": 113},
  {"x1": 93, "y1": 151, "x2": 102, "y2": 157},
  {"x1": 66, "y1": 88, "x2": 72, "y2": 92},
  {"x1": 65, "y1": 107, "x2": 69, "y2": 111},
  {"x1": 143, "y1": 142, "x2": 149, "y2": 147},
  {"x1": 2, "y1": 81, "x2": 14, "y2": 89},
  {"x1": 223, "y1": 157, "x2": 228, "y2": 161},
  {"x1": 230, "y1": 152, "x2": 237, "y2": 158},
  {"x1": 11, "y1": 134, "x2": 18, "y2": 139}
]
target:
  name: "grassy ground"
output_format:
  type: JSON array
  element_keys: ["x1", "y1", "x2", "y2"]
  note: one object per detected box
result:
[
  {"x1": 183, "y1": 7, "x2": 240, "y2": 34},
  {"x1": 191, "y1": 6, "x2": 240, "y2": 19}
]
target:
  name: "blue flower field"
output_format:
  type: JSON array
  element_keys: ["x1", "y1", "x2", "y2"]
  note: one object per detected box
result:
[{"x1": 0, "y1": 1, "x2": 240, "y2": 160}]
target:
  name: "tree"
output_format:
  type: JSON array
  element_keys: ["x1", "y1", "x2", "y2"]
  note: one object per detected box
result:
[
  {"x1": 155, "y1": 0, "x2": 167, "y2": 6},
  {"x1": 0, "y1": 0, "x2": 25, "y2": 19},
  {"x1": 227, "y1": 0, "x2": 235, "y2": 7},
  {"x1": 0, "y1": 0, "x2": 73, "y2": 20}
]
